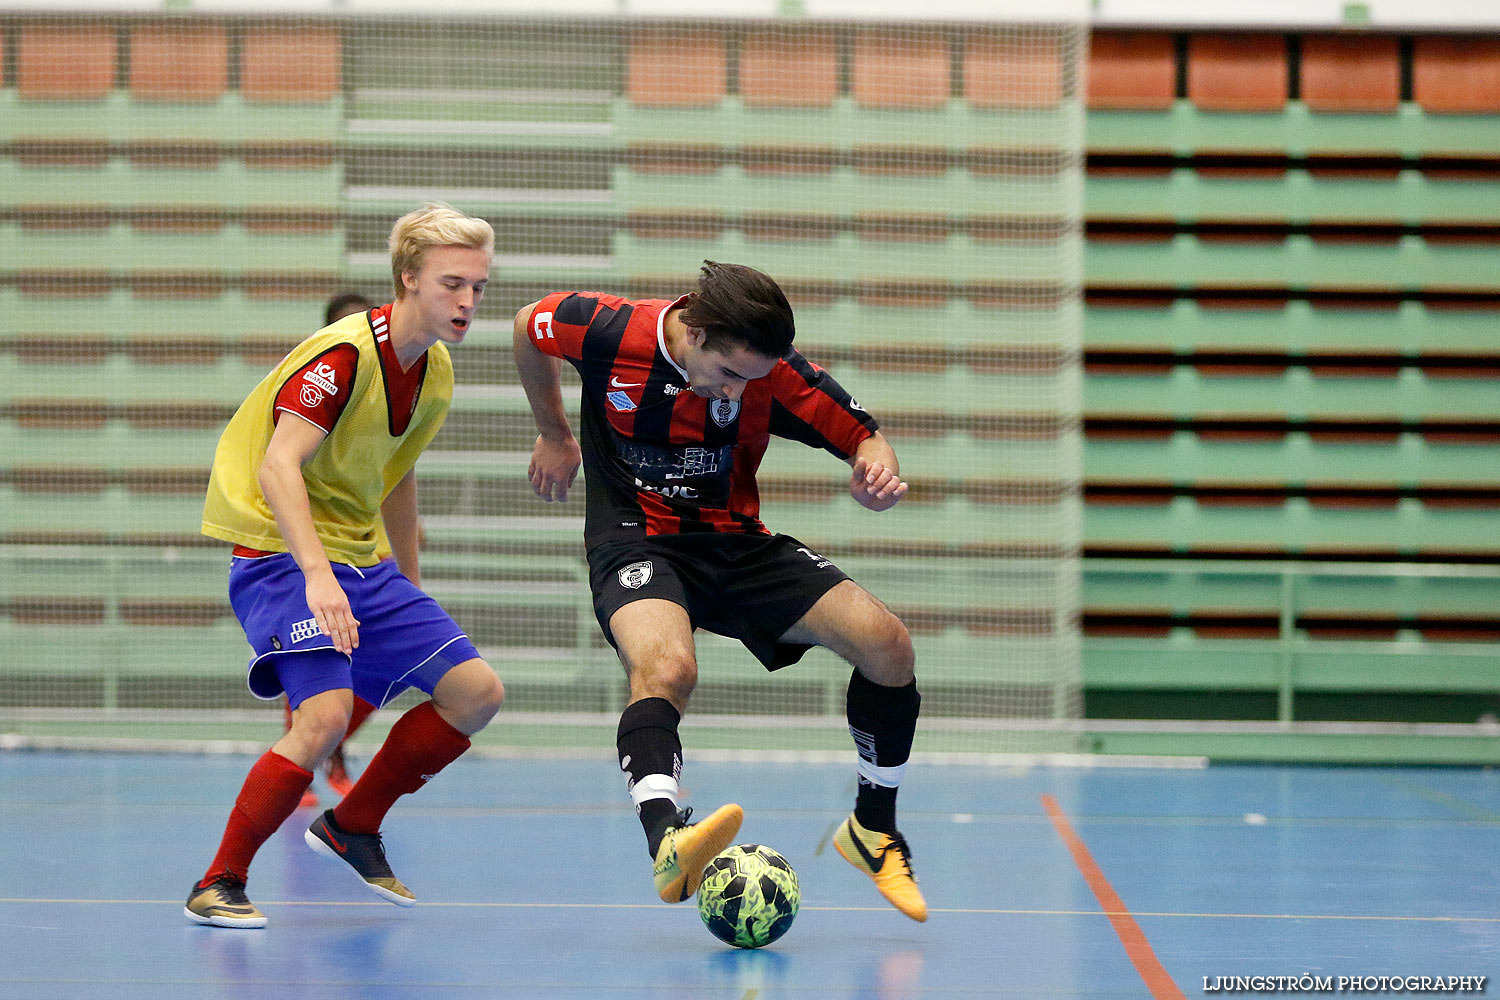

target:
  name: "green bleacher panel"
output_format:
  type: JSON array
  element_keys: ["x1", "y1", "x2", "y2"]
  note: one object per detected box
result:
[
  {"x1": 0, "y1": 159, "x2": 343, "y2": 211},
  {"x1": 0, "y1": 621, "x2": 250, "y2": 679},
  {"x1": 1085, "y1": 234, "x2": 1500, "y2": 289},
  {"x1": 758, "y1": 496, "x2": 1076, "y2": 550},
  {"x1": 1083, "y1": 635, "x2": 1500, "y2": 694},
  {"x1": 1083, "y1": 301, "x2": 1500, "y2": 353},
  {"x1": 0, "y1": 223, "x2": 342, "y2": 275},
  {"x1": 614, "y1": 231, "x2": 1076, "y2": 283},
  {"x1": 344, "y1": 23, "x2": 621, "y2": 95},
  {"x1": 1085, "y1": 434, "x2": 1500, "y2": 488},
  {"x1": 341, "y1": 23, "x2": 618, "y2": 152},
  {"x1": 834, "y1": 552, "x2": 1064, "y2": 615},
  {"x1": 614, "y1": 164, "x2": 1073, "y2": 217},
  {"x1": 818, "y1": 364, "x2": 1073, "y2": 416},
  {"x1": 1086, "y1": 101, "x2": 1500, "y2": 157},
  {"x1": 614, "y1": 97, "x2": 1083, "y2": 154},
  {"x1": 798, "y1": 298, "x2": 1082, "y2": 349},
  {"x1": 416, "y1": 498, "x2": 1073, "y2": 553},
  {"x1": 0, "y1": 92, "x2": 340, "y2": 144},
  {"x1": 757, "y1": 431, "x2": 1070, "y2": 484},
  {"x1": 2, "y1": 548, "x2": 225, "y2": 603},
  {"x1": 1084, "y1": 497, "x2": 1499, "y2": 553},
  {"x1": 1086, "y1": 170, "x2": 1500, "y2": 225},
  {"x1": 0, "y1": 288, "x2": 331, "y2": 337},
  {"x1": 1084, "y1": 367, "x2": 1500, "y2": 421},
  {"x1": 1, "y1": 488, "x2": 204, "y2": 536},
  {"x1": 0, "y1": 425, "x2": 219, "y2": 471},
  {"x1": 419, "y1": 510, "x2": 586, "y2": 551},
  {"x1": 1083, "y1": 559, "x2": 1500, "y2": 619}
]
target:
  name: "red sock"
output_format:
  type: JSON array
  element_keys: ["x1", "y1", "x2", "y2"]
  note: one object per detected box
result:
[
  {"x1": 345, "y1": 696, "x2": 377, "y2": 741},
  {"x1": 333, "y1": 701, "x2": 470, "y2": 834},
  {"x1": 200, "y1": 750, "x2": 313, "y2": 886}
]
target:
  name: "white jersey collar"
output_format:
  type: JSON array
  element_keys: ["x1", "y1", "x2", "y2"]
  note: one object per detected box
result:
[{"x1": 657, "y1": 294, "x2": 692, "y2": 382}]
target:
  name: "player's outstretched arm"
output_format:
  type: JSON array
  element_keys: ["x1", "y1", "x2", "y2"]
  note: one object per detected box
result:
[
  {"x1": 259, "y1": 414, "x2": 360, "y2": 653},
  {"x1": 513, "y1": 301, "x2": 582, "y2": 503},
  {"x1": 847, "y1": 431, "x2": 908, "y2": 512}
]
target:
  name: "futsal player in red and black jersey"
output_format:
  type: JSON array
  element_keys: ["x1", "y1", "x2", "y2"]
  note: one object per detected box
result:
[{"x1": 514, "y1": 261, "x2": 927, "y2": 922}]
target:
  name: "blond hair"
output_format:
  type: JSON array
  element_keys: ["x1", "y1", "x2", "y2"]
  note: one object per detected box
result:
[{"x1": 388, "y1": 202, "x2": 495, "y2": 298}]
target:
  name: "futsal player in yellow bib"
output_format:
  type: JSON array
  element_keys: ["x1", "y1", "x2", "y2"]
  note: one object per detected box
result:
[{"x1": 186, "y1": 203, "x2": 505, "y2": 928}]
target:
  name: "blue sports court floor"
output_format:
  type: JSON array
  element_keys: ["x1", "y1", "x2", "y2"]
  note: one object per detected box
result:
[{"x1": 2, "y1": 750, "x2": 1497, "y2": 998}]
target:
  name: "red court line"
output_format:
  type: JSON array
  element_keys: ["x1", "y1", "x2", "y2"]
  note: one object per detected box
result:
[{"x1": 1041, "y1": 794, "x2": 1186, "y2": 1000}]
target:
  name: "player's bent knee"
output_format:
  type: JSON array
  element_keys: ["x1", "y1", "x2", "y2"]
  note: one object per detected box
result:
[
  {"x1": 433, "y1": 658, "x2": 504, "y2": 735},
  {"x1": 861, "y1": 610, "x2": 916, "y2": 686},
  {"x1": 631, "y1": 654, "x2": 697, "y2": 706},
  {"x1": 288, "y1": 696, "x2": 353, "y2": 760}
]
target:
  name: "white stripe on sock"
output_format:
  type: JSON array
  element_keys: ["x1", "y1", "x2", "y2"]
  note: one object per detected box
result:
[
  {"x1": 857, "y1": 759, "x2": 908, "y2": 788},
  {"x1": 629, "y1": 773, "x2": 680, "y2": 807}
]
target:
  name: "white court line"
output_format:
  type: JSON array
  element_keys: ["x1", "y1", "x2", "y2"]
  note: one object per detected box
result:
[{"x1": 4, "y1": 898, "x2": 1499, "y2": 923}]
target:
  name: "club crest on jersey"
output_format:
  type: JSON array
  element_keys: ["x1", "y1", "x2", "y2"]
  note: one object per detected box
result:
[
  {"x1": 710, "y1": 398, "x2": 740, "y2": 427},
  {"x1": 618, "y1": 560, "x2": 653, "y2": 590},
  {"x1": 607, "y1": 390, "x2": 637, "y2": 412}
]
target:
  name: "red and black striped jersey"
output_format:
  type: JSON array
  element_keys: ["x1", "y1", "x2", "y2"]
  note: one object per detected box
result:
[{"x1": 527, "y1": 291, "x2": 877, "y2": 546}]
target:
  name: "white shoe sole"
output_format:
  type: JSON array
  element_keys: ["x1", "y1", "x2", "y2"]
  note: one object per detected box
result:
[{"x1": 183, "y1": 905, "x2": 267, "y2": 928}]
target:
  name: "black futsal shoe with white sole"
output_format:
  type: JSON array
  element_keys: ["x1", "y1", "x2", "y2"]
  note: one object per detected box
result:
[{"x1": 305, "y1": 809, "x2": 415, "y2": 906}]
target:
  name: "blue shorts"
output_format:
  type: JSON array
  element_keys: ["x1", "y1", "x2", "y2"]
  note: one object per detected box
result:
[{"x1": 228, "y1": 553, "x2": 481, "y2": 709}]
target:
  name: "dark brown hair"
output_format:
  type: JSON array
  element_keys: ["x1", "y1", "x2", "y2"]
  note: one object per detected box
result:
[
  {"x1": 324, "y1": 292, "x2": 373, "y2": 326},
  {"x1": 678, "y1": 261, "x2": 795, "y2": 358}
]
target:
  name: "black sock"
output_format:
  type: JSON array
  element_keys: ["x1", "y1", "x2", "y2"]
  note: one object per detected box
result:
[
  {"x1": 643, "y1": 806, "x2": 680, "y2": 858},
  {"x1": 616, "y1": 697, "x2": 684, "y2": 856},
  {"x1": 846, "y1": 670, "x2": 920, "y2": 834}
]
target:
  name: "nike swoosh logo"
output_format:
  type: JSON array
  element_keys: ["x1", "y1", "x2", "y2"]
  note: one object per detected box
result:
[
  {"x1": 610, "y1": 376, "x2": 644, "y2": 388},
  {"x1": 319, "y1": 819, "x2": 349, "y2": 854},
  {"x1": 845, "y1": 822, "x2": 885, "y2": 872}
]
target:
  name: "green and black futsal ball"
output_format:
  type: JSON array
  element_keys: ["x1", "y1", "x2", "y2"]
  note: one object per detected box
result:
[{"x1": 696, "y1": 844, "x2": 800, "y2": 948}]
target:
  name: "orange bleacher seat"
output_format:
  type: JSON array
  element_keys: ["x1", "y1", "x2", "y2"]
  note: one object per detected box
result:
[
  {"x1": 852, "y1": 29, "x2": 950, "y2": 110},
  {"x1": 1300, "y1": 34, "x2": 1400, "y2": 113},
  {"x1": 129, "y1": 24, "x2": 229, "y2": 102},
  {"x1": 1413, "y1": 36, "x2": 1500, "y2": 113},
  {"x1": 1086, "y1": 31, "x2": 1175, "y2": 110},
  {"x1": 241, "y1": 26, "x2": 340, "y2": 103},
  {"x1": 965, "y1": 28, "x2": 1064, "y2": 109},
  {"x1": 626, "y1": 28, "x2": 726, "y2": 107},
  {"x1": 18, "y1": 24, "x2": 116, "y2": 100},
  {"x1": 1187, "y1": 34, "x2": 1288, "y2": 112},
  {"x1": 739, "y1": 27, "x2": 836, "y2": 108}
]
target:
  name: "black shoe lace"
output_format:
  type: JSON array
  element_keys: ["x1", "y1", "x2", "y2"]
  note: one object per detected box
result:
[
  {"x1": 885, "y1": 835, "x2": 917, "y2": 878},
  {"x1": 360, "y1": 832, "x2": 395, "y2": 878},
  {"x1": 208, "y1": 874, "x2": 252, "y2": 904}
]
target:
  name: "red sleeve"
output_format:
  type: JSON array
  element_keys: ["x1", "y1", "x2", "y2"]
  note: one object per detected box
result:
[
  {"x1": 526, "y1": 292, "x2": 587, "y2": 362},
  {"x1": 766, "y1": 351, "x2": 878, "y2": 459},
  {"x1": 272, "y1": 344, "x2": 359, "y2": 435}
]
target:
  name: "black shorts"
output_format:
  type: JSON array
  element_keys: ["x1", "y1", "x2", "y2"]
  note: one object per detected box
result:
[{"x1": 587, "y1": 532, "x2": 850, "y2": 670}]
